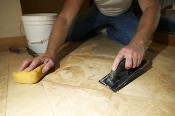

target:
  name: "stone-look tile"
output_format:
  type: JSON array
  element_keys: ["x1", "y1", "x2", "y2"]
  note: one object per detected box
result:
[
  {"x1": 43, "y1": 55, "x2": 113, "y2": 92},
  {"x1": 148, "y1": 42, "x2": 168, "y2": 54},
  {"x1": 0, "y1": 76, "x2": 8, "y2": 116},
  {"x1": 57, "y1": 42, "x2": 85, "y2": 55},
  {"x1": 84, "y1": 34, "x2": 123, "y2": 46},
  {"x1": 153, "y1": 46, "x2": 175, "y2": 78},
  {"x1": 44, "y1": 40, "x2": 175, "y2": 103},
  {"x1": 0, "y1": 51, "x2": 10, "y2": 116},
  {"x1": 6, "y1": 84, "x2": 54, "y2": 116},
  {"x1": 8, "y1": 52, "x2": 32, "y2": 75},
  {"x1": 42, "y1": 81, "x2": 111, "y2": 116},
  {"x1": 8, "y1": 52, "x2": 41, "y2": 94},
  {"x1": 108, "y1": 94, "x2": 175, "y2": 116},
  {"x1": 8, "y1": 52, "x2": 43, "y2": 94},
  {"x1": 0, "y1": 51, "x2": 10, "y2": 77},
  {"x1": 117, "y1": 68, "x2": 175, "y2": 102},
  {"x1": 3, "y1": 34, "x2": 175, "y2": 116},
  {"x1": 70, "y1": 35, "x2": 123, "y2": 58},
  {"x1": 6, "y1": 52, "x2": 54, "y2": 116}
]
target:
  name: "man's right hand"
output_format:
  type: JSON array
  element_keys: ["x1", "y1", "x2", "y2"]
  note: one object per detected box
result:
[{"x1": 18, "y1": 56, "x2": 55, "y2": 74}]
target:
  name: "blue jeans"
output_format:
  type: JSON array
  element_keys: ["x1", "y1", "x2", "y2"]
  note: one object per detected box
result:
[
  {"x1": 67, "y1": 4, "x2": 138, "y2": 45},
  {"x1": 157, "y1": 16, "x2": 175, "y2": 34}
]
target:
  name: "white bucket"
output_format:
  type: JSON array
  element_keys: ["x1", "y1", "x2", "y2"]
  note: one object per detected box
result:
[{"x1": 21, "y1": 13, "x2": 57, "y2": 53}]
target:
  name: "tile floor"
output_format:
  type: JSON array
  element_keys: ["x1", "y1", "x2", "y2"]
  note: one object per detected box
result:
[{"x1": 0, "y1": 34, "x2": 175, "y2": 116}]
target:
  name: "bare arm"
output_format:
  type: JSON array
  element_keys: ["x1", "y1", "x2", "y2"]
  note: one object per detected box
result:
[
  {"x1": 45, "y1": 0, "x2": 85, "y2": 60},
  {"x1": 131, "y1": 0, "x2": 160, "y2": 49},
  {"x1": 19, "y1": 0, "x2": 84, "y2": 73},
  {"x1": 112, "y1": 0, "x2": 160, "y2": 70}
]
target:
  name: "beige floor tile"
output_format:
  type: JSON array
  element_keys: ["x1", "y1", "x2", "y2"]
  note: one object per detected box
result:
[
  {"x1": 124, "y1": 45, "x2": 175, "y2": 102},
  {"x1": 82, "y1": 34, "x2": 123, "y2": 46},
  {"x1": 6, "y1": 52, "x2": 54, "y2": 116},
  {"x1": 42, "y1": 81, "x2": 111, "y2": 116},
  {"x1": 0, "y1": 51, "x2": 10, "y2": 77},
  {"x1": 0, "y1": 51, "x2": 10, "y2": 116},
  {"x1": 57, "y1": 42, "x2": 86, "y2": 55},
  {"x1": 153, "y1": 46, "x2": 175, "y2": 78},
  {"x1": 44, "y1": 40, "x2": 175, "y2": 101},
  {"x1": 43, "y1": 55, "x2": 113, "y2": 92},
  {"x1": 148, "y1": 42, "x2": 168, "y2": 54},
  {"x1": 8, "y1": 52, "x2": 43, "y2": 94},
  {"x1": 118, "y1": 68, "x2": 175, "y2": 102},
  {"x1": 6, "y1": 83, "x2": 54, "y2": 116},
  {"x1": 7, "y1": 52, "x2": 41, "y2": 93},
  {"x1": 70, "y1": 34, "x2": 123, "y2": 58},
  {"x1": 0, "y1": 77, "x2": 8, "y2": 116},
  {"x1": 108, "y1": 94, "x2": 175, "y2": 116},
  {"x1": 9, "y1": 52, "x2": 32, "y2": 74}
]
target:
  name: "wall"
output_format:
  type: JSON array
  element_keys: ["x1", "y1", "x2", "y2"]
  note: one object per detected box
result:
[
  {"x1": 20, "y1": 0, "x2": 90, "y2": 14},
  {"x1": 20, "y1": 0, "x2": 64, "y2": 14},
  {"x1": 0, "y1": 0, "x2": 22, "y2": 38},
  {"x1": 0, "y1": 0, "x2": 90, "y2": 38}
]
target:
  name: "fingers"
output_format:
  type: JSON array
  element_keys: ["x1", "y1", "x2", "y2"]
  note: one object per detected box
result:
[
  {"x1": 125, "y1": 54, "x2": 143, "y2": 69},
  {"x1": 125, "y1": 55, "x2": 132, "y2": 69},
  {"x1": 42, "y1": 59, "x2": 54, "y2": 73},
  {"x1": 19, "y1": 56, "x2": 55, "y2": 74},
  {"x1": 112, "y1": 52, "x2": 124, "y2": 71},
  {"x1": 131, "y1": 53, "x2": 137, "y2": 69},
  {"x1": 125, "y1": 57, "x2": 143, "y2": 69},
  {"x1": 18, "y1": 59, "x2": 33, "y2": 72},
  {"x1": 113, "y1": 44, "x2": 145, "y2": 70},
  {"x1": 136, "y1": 56, "x2": 143, "y2": 67},
  {"x1": 26, "y1": 58, "x2": 43, "y2": 72}
]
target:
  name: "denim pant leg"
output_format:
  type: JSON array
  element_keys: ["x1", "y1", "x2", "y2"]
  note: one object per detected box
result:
[
  {"x1": 157, "y1": 16, "x2": 175, "y2": 34},
  {"x1": 107, "y1": 10, "x2": 139, "y2": 45},
  {"x1": 67, "y1": 5, "x2": 110, "y2": 41}
]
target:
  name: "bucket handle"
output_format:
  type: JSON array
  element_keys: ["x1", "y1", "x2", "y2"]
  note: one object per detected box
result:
[{"x1": 27, "y1": 38, "x2": 49, "y2": 44}]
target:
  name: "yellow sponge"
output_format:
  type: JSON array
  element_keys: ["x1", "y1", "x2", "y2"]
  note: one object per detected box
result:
[{"x1": 12, "y1": 64, "x2": 45, "y2": 84}]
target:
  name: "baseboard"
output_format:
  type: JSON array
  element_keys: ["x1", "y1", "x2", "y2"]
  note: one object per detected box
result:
[
  {"x1": 0, "y1": 36, "x2": 27, "y2": 51},
  {"x1": 153, "y1": 32, "x2": 175, "y2": 47}
]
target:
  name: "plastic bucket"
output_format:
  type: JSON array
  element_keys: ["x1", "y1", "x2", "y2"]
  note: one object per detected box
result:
[{"x1": 21, "y1": 13, "x2": 57, "y2": 53}]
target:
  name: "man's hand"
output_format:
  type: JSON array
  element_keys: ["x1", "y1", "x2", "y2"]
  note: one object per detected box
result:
[
  {"x1": 112, "y1": 42, "x2": 145, "y2": 71},
  {"x1": 18, "y1": 56, "x2": 55, "y2": 74}
]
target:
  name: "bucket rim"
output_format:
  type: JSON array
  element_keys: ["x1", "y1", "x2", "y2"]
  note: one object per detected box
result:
[
  {"x1": 22, "y1": 13, "x2": 57, "y2": 21},
  {"x1": 22, "y1": 13, "x2": 57, "y2": 17}
]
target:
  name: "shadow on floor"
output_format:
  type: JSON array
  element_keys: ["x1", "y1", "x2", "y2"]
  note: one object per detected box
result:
[
  {"x1": 146, "y1": 32, "x2": 171, "y2": 62},
  {"x1": 49, "y1": 32, "x2": 173, "y2": 74},
  {"x1": 47, "y1": 39, "x2": 88, "y2": 74}
]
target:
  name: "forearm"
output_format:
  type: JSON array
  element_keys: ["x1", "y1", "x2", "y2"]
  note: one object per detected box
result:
[
  {"x1": 44, "y1": 0, "x2": 84, "y2": 60},
  {"x1": 131, "y1": 5, "x2": 160, "y2": 49},
  {"x1": 45, "y1": 15, "x2": 70, "y2": 60}
]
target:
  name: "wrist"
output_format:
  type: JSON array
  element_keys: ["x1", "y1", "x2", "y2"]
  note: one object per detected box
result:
[
  {"x1": 130, "y1": 37, "x2": 152, "y2": 51},
  {"x1": 133, "y1": 32, "x2": 153, "y2": 48},
  {"x1": 44, "y1": 50, "x2": 56, "y2": 62},
  {"x1": 129, "y1": 41, "x2": 146, "y2": 52}
]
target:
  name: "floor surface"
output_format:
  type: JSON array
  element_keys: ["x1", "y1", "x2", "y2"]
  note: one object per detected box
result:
[{"x1": 0, "y1": 34, "x2": 175, "y2": 116}]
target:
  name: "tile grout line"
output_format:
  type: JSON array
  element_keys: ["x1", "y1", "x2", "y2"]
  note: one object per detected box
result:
[
  {"x1": 42, "y1": 80, "x2": 112, "y2": 93},
  {"x1": 41, "y1": 81, "x2": 55, "y2": 116},
  {"x1": 105, "y1": 92, "x2": 113, "y2": 116},
  {"x1": 42, "y1": 80, "x2": 113, "y2": 116},
  {"x1": 70, "y1": 54, "x2": 115, "y2": 59},
  {"x1": 117, "y1": 92, "x2": 175, "y2": 104},
  {"x1": 44, "y1": 79, "x2": 175, "y2": 104},
  {"x1": 43, "y1": 80, "x2": 118, "y2": 115}
]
